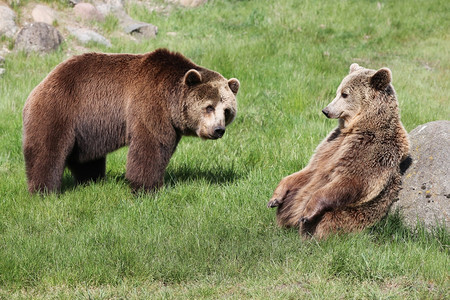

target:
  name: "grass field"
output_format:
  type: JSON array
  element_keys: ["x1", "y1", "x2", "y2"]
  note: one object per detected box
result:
[{"x1": 0, "y1": 0, "x2": 449, "y2": 298}]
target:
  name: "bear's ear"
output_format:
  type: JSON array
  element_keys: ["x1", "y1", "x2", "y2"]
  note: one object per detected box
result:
[
  {"x1": 228, "y1": 78, "x2": 240, "y2": 94},
  {"x1": 184, "y1": 69, "x2": 202, "y2": 86},
  {"x1": 349, "y1": 63, "x2": 362, "y2": 73},
  {"x1": 370, "y1": 68, "x2": 392, "y2": 90}
]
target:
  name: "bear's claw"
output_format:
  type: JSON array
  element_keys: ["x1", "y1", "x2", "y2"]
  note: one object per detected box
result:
[
  {"x1": 299, "y1": 216, "x2": 309, "y2": 224},
  {"x1": 267, "y1": 199, "x2": 280, "y2": 208}
]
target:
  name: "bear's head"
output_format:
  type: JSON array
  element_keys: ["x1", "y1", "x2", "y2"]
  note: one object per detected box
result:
[
  {"x1": 322, "y1": 63, "x2": 396, "y2": 127},
  {"x1": 179, "y1": 69, "x2": 239, "y2": 139}
]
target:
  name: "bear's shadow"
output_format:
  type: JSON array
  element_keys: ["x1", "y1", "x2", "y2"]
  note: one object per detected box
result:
[
  {"x1": 399, "y1": 155, "x2": 413, "y2": 175},
  {"x1": 164, "y1": 164, "x2": 242, "y2": 187},
  {"x1": 60, "y1": 164, "x2": 241, "y2": 193}
]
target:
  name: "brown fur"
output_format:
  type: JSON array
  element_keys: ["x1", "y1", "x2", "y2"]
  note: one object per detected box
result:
[
  {"x1": 23, "y1": 48, "x2": 239, "y2": 193},
  {"x1": 268, "y1": 64, "x2": 410, "y2": 239}
]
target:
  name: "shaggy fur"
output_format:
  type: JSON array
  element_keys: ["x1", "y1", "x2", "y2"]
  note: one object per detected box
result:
[
  {"x1": 267, "y1": 64, "x2": 410, "y2": 239},
  {"x1": 23, "y1": 48, "x2": 239, "y2": 193}
]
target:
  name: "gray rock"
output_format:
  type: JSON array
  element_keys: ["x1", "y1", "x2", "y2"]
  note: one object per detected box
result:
[
  {"x1": 94, "y1": 0, "x2": 157, "y2": 39},
  {"x1": 392, "y1": 120, "x2": 450, "y2": 230},
  {"x1": 124, "y1": 23, "x2": 158, "y2": 39},
  {"x1": 0, "y1": 68, "x2": 5, "y2": 76},
  {"x1": 74, "y1": 3, "x2": 104, "y2": 22},
  {"x1": 67, "y1": 26, "x2": 111, "y2": 47},
  {"x1": 94, "y1": 0, "x2": 125, "y2": 15},
  {"x1": 116, "y1": 10, "x2": 158, "y2": 38},
  {"x1": 0, "y1": 5, "x2": 18, "y2": 38},
  {"x1": 32, "y1": 4, "x2": 57, "y2": 25},
  {"x1": 14, "y1": 23, "x2": 64, "y2": 54}
]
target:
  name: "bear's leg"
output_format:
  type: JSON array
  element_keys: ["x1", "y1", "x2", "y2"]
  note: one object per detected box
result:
[
  {"x1": 126, "y1": 127, "x2": 176, "y2": 192},
  {"x1": 268, "y1": 169, "x2": 313, "y2": 208},
  {"x1": 300, "y1": 178, "x2": 363, "y2": 224},
  {"x1": 67, "y1": 157, "x2": 106, "y2": 184},
  {"x1": 24, "y1": 134, "x2": 74, "y2": 193},
  {"x1": 126, "y1": 145, "x2": 169, "y2": 192},
  {"x1": 24, "y1": 152, "x2": 66, "y2": 193},
  {"x1": 307, "y1": 174, "x2": 402, "y2": 239},
  {"x1": 275, "y1": 188, "x2": 308, "y2": 228}
]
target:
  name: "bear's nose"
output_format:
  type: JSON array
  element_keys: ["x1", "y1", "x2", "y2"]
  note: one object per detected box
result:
[
  {"x1": 322, "y1": 108, "x2": 330, "y2": 118},
  {"x1": 213, "y1": 127, "x2": 225, "y2": 138}
]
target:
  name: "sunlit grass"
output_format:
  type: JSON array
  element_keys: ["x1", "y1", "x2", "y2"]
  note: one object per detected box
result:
[{"x1": 0, "y1": 0, "x2": 448, "y2": 298}]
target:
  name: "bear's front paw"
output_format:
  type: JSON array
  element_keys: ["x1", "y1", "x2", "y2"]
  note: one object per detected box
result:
[
  {"x1": 300, "y1": 202, "x2": 321, "y2": 223},
  {"x1": 268, "y1": 186, "x2": 292, "y2": 208},
  {"x1": 267, "y1": 198, "x2": 280, "y2": 208},
  {"x1": 299, "y1": 215, "x2": 314, "y2": 224}
]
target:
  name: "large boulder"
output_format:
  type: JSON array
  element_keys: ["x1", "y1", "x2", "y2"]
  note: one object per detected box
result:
[
  {"x1": 392, "y1": 121, "x2": 450, "y2": 230},
  {"x1": 0, "y1": 5, "x2": 18, "y2": 38},
  {"x1": 14, "y1": 23, "x2": 64, "y2": 54}
]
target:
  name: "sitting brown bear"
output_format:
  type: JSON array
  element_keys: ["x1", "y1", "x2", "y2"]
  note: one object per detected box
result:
[
  {"x1": 23, "y1": 48, "x2": 240, "y2": 193},
  {"x1": 268, "y1": 63, "x2": 410, "y2": 239}
]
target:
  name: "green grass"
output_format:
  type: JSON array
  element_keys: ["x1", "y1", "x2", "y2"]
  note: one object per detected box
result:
[
  {"x1": 97, "y1": 14, "x2": 120, "y2": 34},
  {"x1": 0, "y1": 0, "x2": 449, "y2": 298}
]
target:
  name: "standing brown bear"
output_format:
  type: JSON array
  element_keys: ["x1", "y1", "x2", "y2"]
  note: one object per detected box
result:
[
  {"x1": 267, "y1": 63, "x2": 410, "y2": 239},
  {"x1": 23, "y1": 48, "x2": 240, "y2": 193}
]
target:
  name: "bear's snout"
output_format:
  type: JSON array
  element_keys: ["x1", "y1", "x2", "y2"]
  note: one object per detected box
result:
[
  {"x1": 322, "y1": 108, "x2": 330, "y2": 118},
  {"x1": 212, "y1": 126, "x2": 226, "y2": 139}
]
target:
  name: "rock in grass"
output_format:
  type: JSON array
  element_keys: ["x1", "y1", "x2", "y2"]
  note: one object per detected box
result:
[
  {"x1": 94, "y1": 0, "x2": 158, "y2": 39},
  {"x1": 393, "y1": 121, "x2": 450, "y2": 230},
  {"x1": 67, "y1": 26, "x2": 112, "y2": 47},
  {"x1": 94, "y1": 0, "x2": 125, "y2": 15},
  {"x1": 0, "y1": 5, "x2": 18, "y2": 38},
  {"x1": 74, "y1": 3, "x2": 104, "y2": 22},
  {"x1": 32, "y1": 4, "x2": 58, "y2": 25},
  {"x1": 68, "y1": 0, "x2": 81, "y2": 7},
  {"x1": 14, "y1": 23, "x2": 63, "y2": 54},
  {"x1": 124, "y1": 23, "x2": 158, "y2": 39}
]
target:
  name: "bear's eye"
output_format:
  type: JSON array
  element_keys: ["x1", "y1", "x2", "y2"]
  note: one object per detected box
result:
[
  {"x1": 206, "y1": 105, "x2": 215, "y2": 113},
  {"x1": 341, "y1": 92, "x2": 349, "y2": 98}
]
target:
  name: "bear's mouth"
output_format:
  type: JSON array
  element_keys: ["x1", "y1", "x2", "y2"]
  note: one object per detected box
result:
[
  {"x1": 197, "y1": 131, "x2": 224, "y2": 140},
  {"x1": 207, "y1": 132, "x2": 224, "y2": 140},
  {"x1": 197, "y1": 127, "x2": 225, "y2": 140}
]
